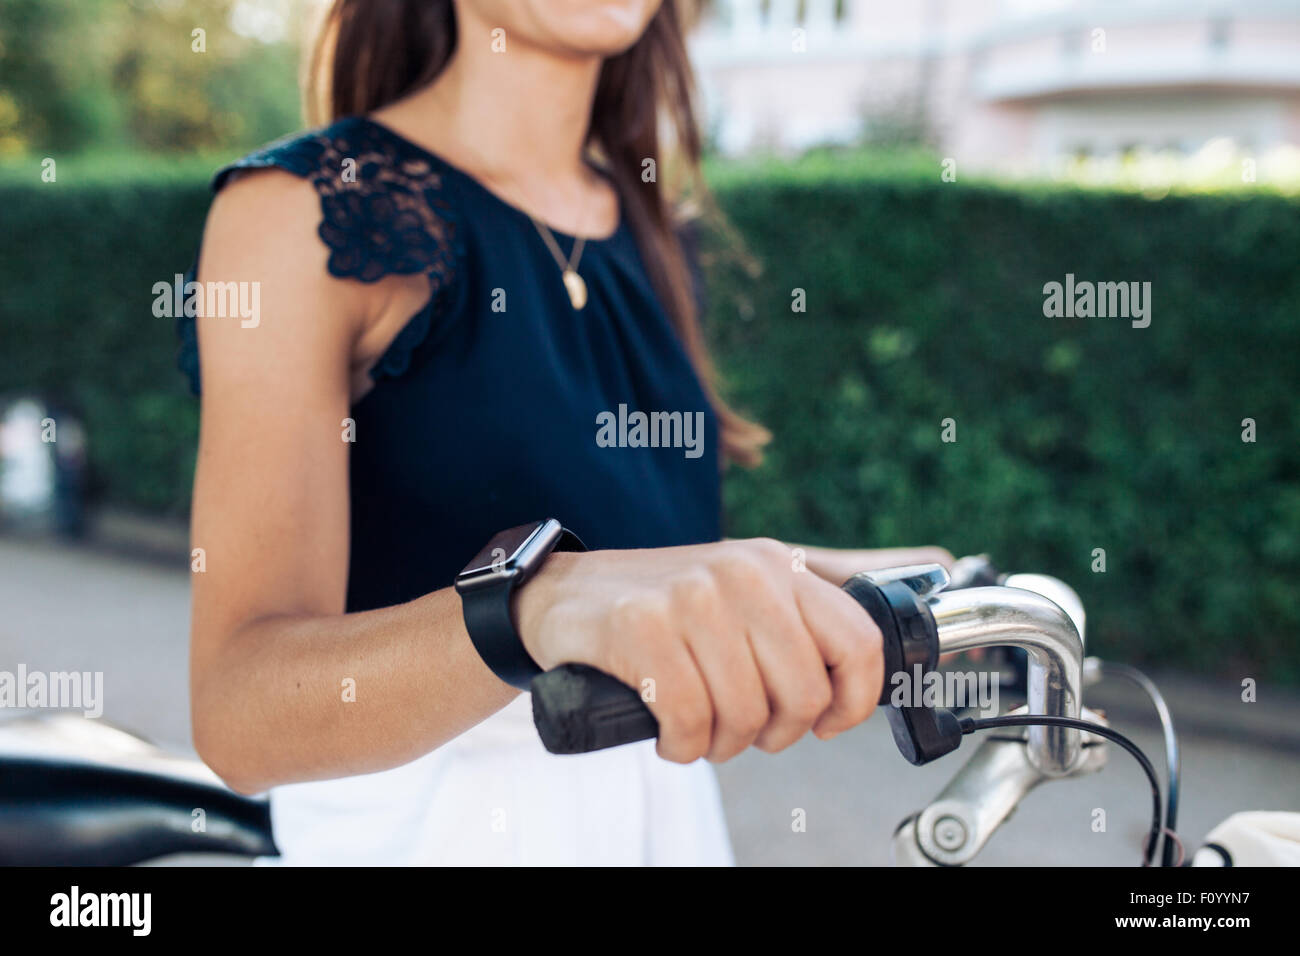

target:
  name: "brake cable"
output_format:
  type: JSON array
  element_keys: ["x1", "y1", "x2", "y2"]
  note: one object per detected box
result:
[
  {"x1": 959, "y1": 714, "x2": 1165, "y2": 866},
  {"x1": 1095, "y1": 661, "x2": 1181, "y2": 867}
]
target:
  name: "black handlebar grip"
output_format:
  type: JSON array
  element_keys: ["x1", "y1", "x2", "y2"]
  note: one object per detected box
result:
[{"x1": 531, "y1": 663, "x2": 658, "y2": 755}]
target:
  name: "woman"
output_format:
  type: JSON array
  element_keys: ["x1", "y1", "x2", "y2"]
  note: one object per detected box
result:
[{"x1": 181, "y1": 0, "x2": 951, "y2": 865}]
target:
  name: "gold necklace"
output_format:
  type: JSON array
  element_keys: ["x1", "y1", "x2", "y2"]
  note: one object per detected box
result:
[
  {"x1": 452, "y1": 133, "x2": 593, "y2": 311},
  {"x1": 531, "y1": 219, "x2": 588, "y2": 310}
]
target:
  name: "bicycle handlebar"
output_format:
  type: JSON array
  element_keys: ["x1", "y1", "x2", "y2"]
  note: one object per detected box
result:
[
  {"x1": 532, "y1": 561, "x2": 1087, "y2": 773},
  {"x1": 532, "y1": 565, "x2": 967, "y2": 764}
]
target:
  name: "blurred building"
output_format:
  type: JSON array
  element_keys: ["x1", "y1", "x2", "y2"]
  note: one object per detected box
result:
[{"x1": 691, "y1": 0, "x2": 1300, "y2": 173}]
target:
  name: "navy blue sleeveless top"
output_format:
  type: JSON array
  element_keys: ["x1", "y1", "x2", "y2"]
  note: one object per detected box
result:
[{"x1": 179, "y1": 116, "x2": 722, "y2": 612}]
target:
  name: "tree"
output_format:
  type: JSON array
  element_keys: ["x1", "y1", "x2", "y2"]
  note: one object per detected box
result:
[{"x1": 0, "y1": 0, "x2": 306, "y2": 156}]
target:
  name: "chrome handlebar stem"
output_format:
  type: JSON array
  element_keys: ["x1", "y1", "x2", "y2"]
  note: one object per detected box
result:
[
  {"x1": 890, "y1": 569, "x2": 1099, "y2": 865},
  {"x1": 892, "y1": 705, "x2": 1110, "y2": 865}
]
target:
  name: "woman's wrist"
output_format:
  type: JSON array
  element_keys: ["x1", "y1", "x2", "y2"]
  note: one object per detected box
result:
[{"x1": 511, "y1": 548, "x2": 582, "y2": 670}]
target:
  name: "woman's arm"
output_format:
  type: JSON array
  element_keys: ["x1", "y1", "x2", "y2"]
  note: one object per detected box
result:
[{"x1": 189, "y1": 170, "x2": 516, "y2": 794}]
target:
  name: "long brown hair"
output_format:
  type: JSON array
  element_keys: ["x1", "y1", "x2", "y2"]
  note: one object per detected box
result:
[{"x1": 305, "y1": 0, "x2": 769, "y2": 466}]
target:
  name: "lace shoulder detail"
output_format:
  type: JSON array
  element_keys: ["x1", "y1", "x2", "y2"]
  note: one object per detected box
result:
[
  {"x1": 212, "y1": 117, "x2": 463, "y2": 285},
  {"x1": 178, "y1": 117, "x2": 466, "y2": 394}
]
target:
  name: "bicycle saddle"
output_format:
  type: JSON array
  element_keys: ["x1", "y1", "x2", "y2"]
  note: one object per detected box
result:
[{"x1": 0, "y1": 712, "x2": 277, "y2": 865}]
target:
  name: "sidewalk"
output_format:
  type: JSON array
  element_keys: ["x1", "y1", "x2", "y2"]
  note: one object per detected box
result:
[{"x1": 2, "y1": 526, "x2": 1297, "y2": 865}]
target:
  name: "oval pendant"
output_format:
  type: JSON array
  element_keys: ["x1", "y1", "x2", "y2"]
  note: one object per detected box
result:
[{"x1": 562, "y1": 269, "x2": 588, "y2": 310}]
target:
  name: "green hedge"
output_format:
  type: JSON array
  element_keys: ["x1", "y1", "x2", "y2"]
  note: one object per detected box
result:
[
  {"x1": 1, "y1": 171, "x2": 210, "y2": 512},
  {"x1": 2, "y1": 157, "x2": 1297, "y2": 680}
]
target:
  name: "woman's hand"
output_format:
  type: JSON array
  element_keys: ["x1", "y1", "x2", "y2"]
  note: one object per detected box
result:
[{"x1": 514, "y1": 538, "x2": 883, "y2": 764}]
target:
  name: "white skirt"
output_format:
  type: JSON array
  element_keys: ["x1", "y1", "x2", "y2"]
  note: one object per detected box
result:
[{"x1": 262, "y1": 694, "x2": 734, "y2": 866}]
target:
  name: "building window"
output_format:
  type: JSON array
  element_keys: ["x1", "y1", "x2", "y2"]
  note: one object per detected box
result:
[{"x1": 1208, "y1": 17, "x2": 1231, "y2": 50}]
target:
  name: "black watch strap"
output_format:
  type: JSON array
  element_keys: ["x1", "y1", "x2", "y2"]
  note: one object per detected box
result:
[{"x1": 458, "y1": 524, "x2": 585, "y2": 690}]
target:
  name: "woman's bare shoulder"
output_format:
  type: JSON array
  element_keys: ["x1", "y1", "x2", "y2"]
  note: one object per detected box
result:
[
  {"x1": 193, "y1": 162, "x2": 369, "y2": 400},
  {"x1": 189, "y1": 118, "x2": 464, "y2": 397}
]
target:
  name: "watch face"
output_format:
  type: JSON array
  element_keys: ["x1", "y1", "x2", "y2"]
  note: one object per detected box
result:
[{"x1": 457, "y1": 520, "x2": 543, "y2": 580}]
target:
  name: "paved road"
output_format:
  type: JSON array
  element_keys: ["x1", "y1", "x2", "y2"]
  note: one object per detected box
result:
[{"x1": 2, "y1": 535, "x2": 1297, "y2": 865}]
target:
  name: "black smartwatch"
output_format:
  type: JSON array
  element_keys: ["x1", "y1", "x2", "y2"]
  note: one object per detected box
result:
[{"x1": 454, "y1": 519, "x2": 586, "y2": 690}]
